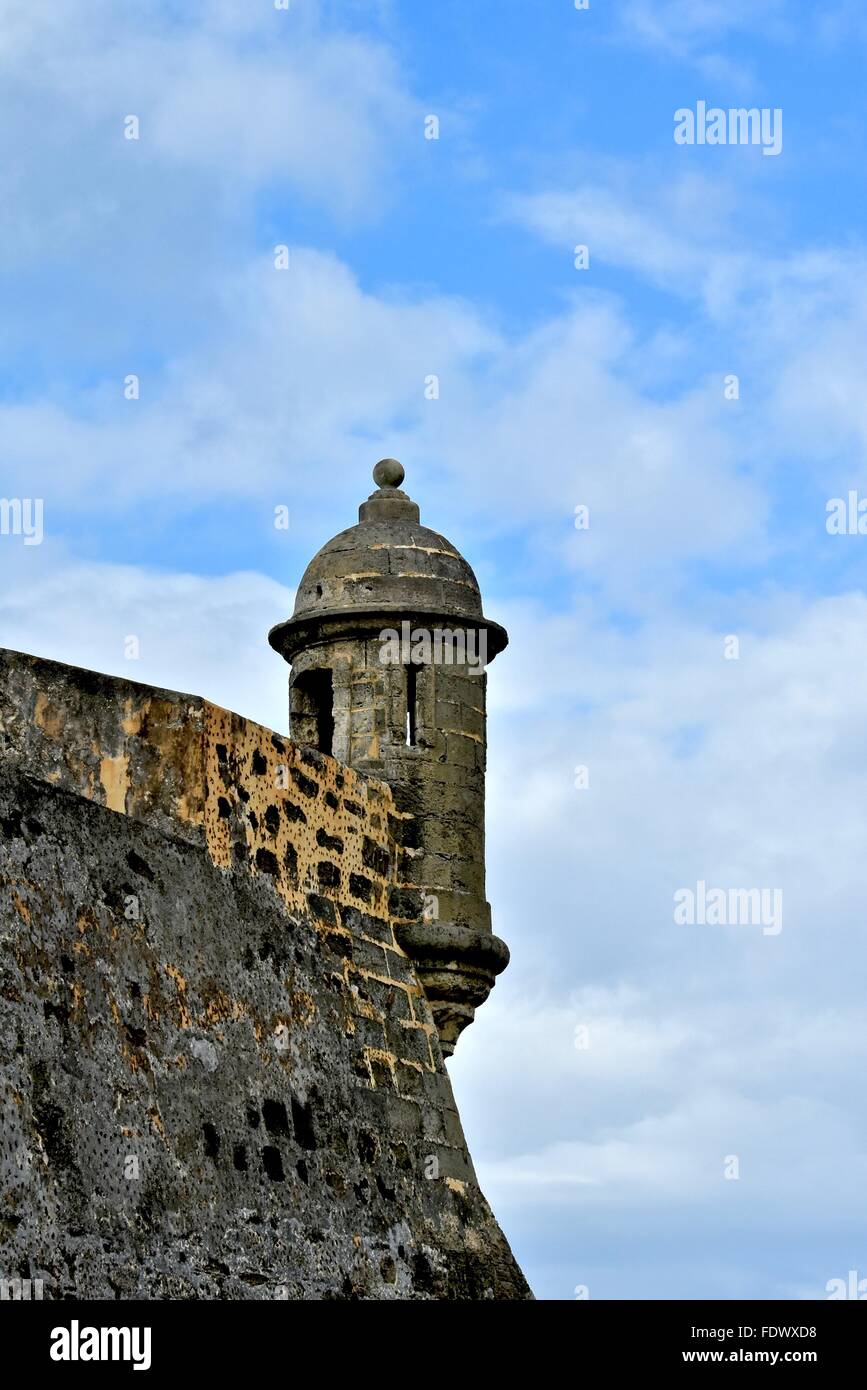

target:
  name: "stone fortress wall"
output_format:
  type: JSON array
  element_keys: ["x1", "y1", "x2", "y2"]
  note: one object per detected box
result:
[{"x1": 0, "y1": 648, "x2": 530, "y2": 1300}]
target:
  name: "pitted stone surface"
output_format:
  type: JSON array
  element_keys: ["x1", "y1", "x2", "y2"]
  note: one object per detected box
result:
[{"x1": 0, "y1": 649, "x2": 530, "y2": 1300}]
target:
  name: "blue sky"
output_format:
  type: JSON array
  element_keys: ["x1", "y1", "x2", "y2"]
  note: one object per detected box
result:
[{"x1": 3, "y1": 0, "x2": 867, "y2": 1300}]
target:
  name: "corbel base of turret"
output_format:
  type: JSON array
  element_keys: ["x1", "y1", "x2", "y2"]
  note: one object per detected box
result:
[{"x1": 394, "y1": 919, "x2": 510, "y2": 1057}]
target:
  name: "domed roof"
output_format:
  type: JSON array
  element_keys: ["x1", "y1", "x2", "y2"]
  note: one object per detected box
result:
[{"x1": 269, "y1": 460, "x2": 507, "y2": 662}]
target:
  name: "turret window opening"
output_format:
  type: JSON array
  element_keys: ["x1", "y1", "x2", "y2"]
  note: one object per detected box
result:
[
  {"x1": 405, "y1": 662, "x2": 419, "y2": 747},
  {"x1": 291, "y1": 668, "x2": 334, "y2": 755}
]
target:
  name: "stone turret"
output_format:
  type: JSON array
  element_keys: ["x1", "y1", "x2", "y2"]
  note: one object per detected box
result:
[{"x1": 269, "y1": 460, "x2": 510, "y2": 1055}]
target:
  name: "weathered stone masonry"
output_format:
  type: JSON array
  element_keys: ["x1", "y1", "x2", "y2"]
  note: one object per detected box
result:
[
  {"x1": 269, "y1": 460, "x2": 511, "y2": 1055},
  {"x1": 0, "y1": 649, "x2": 530, "y2": 1299}
]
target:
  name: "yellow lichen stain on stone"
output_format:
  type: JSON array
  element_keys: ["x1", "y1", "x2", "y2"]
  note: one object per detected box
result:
[
  {"x1": 397, "y1": 574, "x2": 477, "y2": 593},
  {"x1": 99, "y1": 753, "x2": 129, "y2": 814},
  {"x1": 123, "y1": 696, "x2": 206, "y2": 829},
  {"x1": 363, "y1": 1047, "x2": 397, "y2": 1087},
  {"x1": 397, "y1": 1018, "x2": 435, "y2": 1071},
  {"x1": 123, "y1": 1047, "x2": 145, "y2": 1074},
  {"x1": 353, "y1": 994, "x2": 384, "y2": 1023},
  {"x1": 201, "y1": 989, "x2": 244, "y2": 1026},
  {"x1": 164, "y1": 963, "x2": 191, "y2": 1029},
  {"x1": 76, "y1": 907, "x2": 98, "y2": 935},
  {"x1": 289, "y1": 990, "x2": 316, "y2": 1026},
  {"x1": 121, "y1": 700, "x2": 143, "y2": 736},
  {"x1": 445, "y1": 1177, "x2": 467, "y2": 1195},
  {"x1": 34, "y1": 692, "x2": 64, "y2": 738},
  {"x1": 148, "y1": 1107, "x2": 166, "y2": 1140},
  {"x1": 174, "y1": 792, "x2": 204, "y2": 826},
  {"x1": 369, "y1": 541, "x2": 458, "y2": 559},
  {"x1": 443, "y1": 727, "x2": 483, "y2": 744},
  {"x1": 11, "y1": 892, "x2": 29, "y2": 923}
]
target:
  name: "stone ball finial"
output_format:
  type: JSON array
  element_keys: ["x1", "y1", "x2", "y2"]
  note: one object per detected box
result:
[{"x1": 373, "y1": 458, "x2": 404, "y2": 489}]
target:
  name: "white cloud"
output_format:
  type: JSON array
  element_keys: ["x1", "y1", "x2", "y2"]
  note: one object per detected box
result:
[
  {"x1": 507, "y1": 169, "x2": 773, "y2": 318},
  {"x1": 618, "y1": 0, "x2": 792, "y2": 80},
  {"x1": 507, "y1": 170, "x2": 867, "y2": 513},
  {"x1": 0, "y1": 1, "x2": 414, "y2": 222},
  {"x1": 0, "y1": 547, "x2": 293, "y2": 732},
  {"x1": 442, "y1": 587, "x2": 867, "y2": 1294},
  {"x1": 0, "y1": 235, "x2": 770, "y2": 611}
]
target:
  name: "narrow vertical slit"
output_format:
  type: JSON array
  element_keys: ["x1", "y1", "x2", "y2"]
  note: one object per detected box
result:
[
  {"x1": 316, "y1": 669, "x2": 334, "y2": 755},
  {"x1": 405, "y1": 663, "x2": 417, "y2": 746}
]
